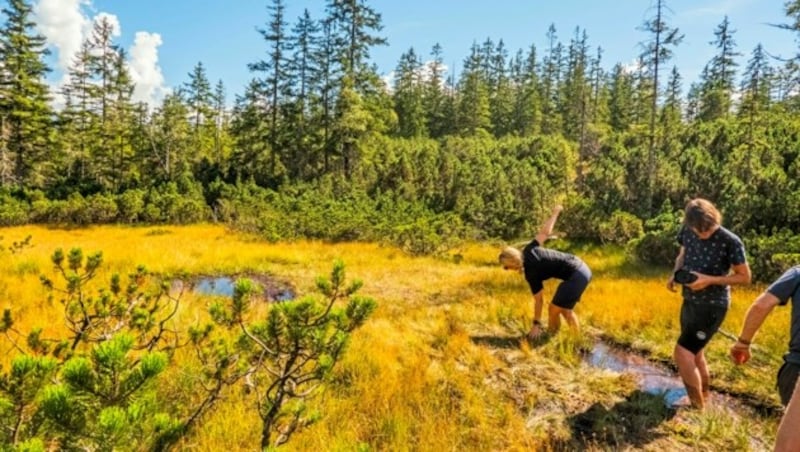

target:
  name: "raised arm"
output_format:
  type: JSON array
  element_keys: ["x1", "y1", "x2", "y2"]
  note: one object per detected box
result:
[{"x1": 534, "y1": 205, "x2": 563, "y2": 245}]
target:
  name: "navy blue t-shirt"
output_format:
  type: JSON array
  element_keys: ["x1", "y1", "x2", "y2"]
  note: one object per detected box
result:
[
  {"x1": 522, "y1": 240, "x2": 583, "y2": 295},
  {"x1": 677, "y1": 225, "x2": 747, "y2": 306},
  {"x1": 766, "y1": 266, "x2": 800, "y2": 365}
]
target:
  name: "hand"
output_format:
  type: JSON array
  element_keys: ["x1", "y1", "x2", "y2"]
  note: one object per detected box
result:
[
  {"x1": 686, "y1": 272, "x2": 711, "y2": 291},
  {"x1": 667, "y1": 276, "x2": 677, "y2": 292},
  {"x1": 730, "y1": 343, "x2": 751, "y2": 364},
  {"x1": 553, "y1": 205, "x2": 564, "y2": 213},
  {"x1": 527, "y1": 324, "x2": 544, "y2": 341}
]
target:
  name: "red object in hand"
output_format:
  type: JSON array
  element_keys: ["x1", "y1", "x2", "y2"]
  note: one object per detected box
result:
[{"x1": 732, "y1": 348, "x2": 747, "y2": 364}]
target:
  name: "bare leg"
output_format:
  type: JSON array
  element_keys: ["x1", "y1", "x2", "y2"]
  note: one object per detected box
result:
[
  {"x1": 695, "y1": 350, "x2": 711, "y2": 402},
  {"x1": 561, "y1": 309, "x2": 580, "y2": 332},
  {"x1": 548, "y1": 304, "x2": 561, "y2": 333},
  {"x1": 548, "y1": 304, "x2": 580, "y2": 334},
  {"x1": 674, "y1": 344, "x2": 705, "y2": 410}
]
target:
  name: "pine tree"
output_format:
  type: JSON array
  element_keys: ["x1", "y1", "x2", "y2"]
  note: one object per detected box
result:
[
  {"x1": 607, "y1": 63, "x2": 634, "y2": 132},
  {"x1": 511, "y1": 44, "x2": 541, "y2": 135},
  {"x1": 0, "y1": 0, "x2": 53, "y2": 188},
  {"x1": 456, "y1": 43, "x2": 491, "y2": 135},
  {"x1": 59, "y1": 40, "x2": 97, "y2": 190},
  {"x1": 697, "y1": 16, "x2": 741, "y2": 120},
  {"x1": 107, "y1": 49, "x2": 135, "y2": 190},
  {"x1": 393, "y1": 47, "x2": 426, "y2": 137},
  {"x1": 285, "y1": 9, "x2": 320, "y2": 179},
  {"x1": 325, "y1": 0, "x2": 387, "y2": 91},
  {"x1": 489, "y1": 40, "x2": 514, "y2": 137},
  {"x1": 212, "y1": 79, "x2": 228, "y2": 161},
  {"x1": 739, "y1": 44, "x2": 774, "y2": 146},
  {"x1": 638, "y1": 0, "x2": 683, "y2": 215},
  {"x1": 540, "y1": 24, "x2": 563, "y2": 134},
  {"x1": 249, "y1": 0, "x2": 291, "y2": 182},
  {"x1": 424, "y1": 43, "x2": 448, "y2": 138},
  {"x1": 310, "y1": 18, "x2": 340, "y2": 174},
  {"x1": 182, "y1": 62, "x2": 213, "y2": 133}
]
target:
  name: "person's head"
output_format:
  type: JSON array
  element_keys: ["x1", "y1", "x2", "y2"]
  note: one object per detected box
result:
[
  {"x1": 499, "y1": 246, "x2": 523, "y2": 271},
  {"x1": 684, "y1": 198, "x2": 721, "y2": 239}
]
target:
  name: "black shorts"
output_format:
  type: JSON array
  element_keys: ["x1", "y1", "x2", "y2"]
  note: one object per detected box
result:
[
  {"x1": 777, "y1": 362, "x2": 800, "y2": 406},
  {"x1": 677, "y1": 301, "x2": 727, "y2": 354},
  {"x1": 552, "y1": 262, "x2": 592, "y2": 310}
]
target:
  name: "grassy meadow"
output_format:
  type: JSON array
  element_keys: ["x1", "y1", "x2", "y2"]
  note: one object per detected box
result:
[{"x1": 0, "y1": 225, "x2": 788, "y2": 451}]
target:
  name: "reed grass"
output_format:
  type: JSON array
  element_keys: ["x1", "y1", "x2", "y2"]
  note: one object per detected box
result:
[{"x1": 0, "y1": 225, "x2": 782, "y2": 450}]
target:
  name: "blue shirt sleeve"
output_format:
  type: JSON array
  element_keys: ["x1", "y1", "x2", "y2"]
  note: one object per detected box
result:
[
  {"x1": 767, "y1": 267, "x2": 800, "y2": 306},
  {"x1": 729, "y1": 235, "x2": 747, "y2": 266},
  {"x1": 677, "y1": 226, "x2": 686, "y2": 246}
]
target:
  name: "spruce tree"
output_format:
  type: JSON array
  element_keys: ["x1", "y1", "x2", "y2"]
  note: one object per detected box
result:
[
  {"x1": 638, "y1": 0, "x2": 683, "y2": 215},
  {"x1": 0, "y1": 0, "x2": 53, "y2": 188}
]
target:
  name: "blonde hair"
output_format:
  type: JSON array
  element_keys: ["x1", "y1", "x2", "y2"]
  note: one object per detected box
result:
[
  {"x1": 684, "y1": 198, "x2": 722, "y2": 232},
  {"x1": 499, "y1": 246, "x2": 523, "y2": 269}
]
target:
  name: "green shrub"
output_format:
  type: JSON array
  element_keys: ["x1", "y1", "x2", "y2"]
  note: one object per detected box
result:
[
  {"x1": 628, "y1": 203, "x2": 682, "y2": 267},
  {"x1": 0, "y1": 193, "x2": 29, "y2": 226},
  {"x1": 86, "y1": 193, "x2": 118, "y2": 223},
  {"x1": 598, "y1": 210, "x2": 644, "y2": 245},
  {"x1": 747, "y1": 230, "x2": 800, "y2": 283},
  {"x1": 116, "y1": 189, "x2": 146, "y2": 223}
]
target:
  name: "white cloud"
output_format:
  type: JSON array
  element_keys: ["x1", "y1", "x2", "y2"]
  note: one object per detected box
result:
[
  {"x1": 34, "y1": 0, "x2": 89, "y2": 72},
  {"x1": 128, "y1": 31, "x2": 169, "y2": 106},
  {"x1": 92, "y1": 12, "x2": 121, "y2": 38},
  {"x1": 33, "y1": 1, "x2": 169, "y2": 108}
]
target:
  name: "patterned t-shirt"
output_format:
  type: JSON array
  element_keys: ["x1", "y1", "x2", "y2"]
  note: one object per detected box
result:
[
  {"x1": 766, "y1": 266, "x2": 800, "y2": 365},
  {"x1": 677, "y1": 225, "x2": 747, "y2": 306}
]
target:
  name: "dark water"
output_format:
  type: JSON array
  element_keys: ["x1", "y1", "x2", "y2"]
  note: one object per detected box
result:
[
  {"x1": 195, "y1": 277, "x2": 235, "y2": 296},
  {"x1": 176, "y1": 276, "x2": 295, "y2": 302},
  {"x1": 584, "y1": 342, "x2": 687, "y2": 407}
]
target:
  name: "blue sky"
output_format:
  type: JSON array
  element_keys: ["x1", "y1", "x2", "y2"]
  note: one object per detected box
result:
[{"x1": 32, "y1": 0, "x2": 798, "y2": 106}]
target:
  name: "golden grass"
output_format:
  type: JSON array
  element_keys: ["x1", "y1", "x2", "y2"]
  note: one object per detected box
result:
[{"x1": 0, "y1": 225, "x2": 784, "y2": 450}]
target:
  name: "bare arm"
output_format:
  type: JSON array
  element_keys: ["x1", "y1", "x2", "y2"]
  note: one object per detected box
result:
[
  {"x1": 667, "y1": 246, "x2": 686, "y2": 292},
  {"x1": 687, "y1": 262, "x2": 751, "y2": 291},
  {"x1": 528, "y1": 290, "x2": 545, "y2": 339},
  {"x1": 731, "y1": 291, "x2": 780, "y2": 364},
  {"x1": 532, "y1": 291, "x2": 544, "y2": 325},
  {"x1": 534, "y1": 205, "x2": 563, "y2": 245},
  {"x1": 736, "y1": 291, "x2": 779, "y2": 343}
]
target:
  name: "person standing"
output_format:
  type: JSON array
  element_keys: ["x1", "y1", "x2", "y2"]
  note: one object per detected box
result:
[
  {"x1": 730, "y1": 265, "x2": 800, "y2": 407},
  {"x1": 499, "y1": 205, "x2": 592, "y2": 341},
  {"x1": 667, "y1": 198, "x2": 751, "y2": 410}
]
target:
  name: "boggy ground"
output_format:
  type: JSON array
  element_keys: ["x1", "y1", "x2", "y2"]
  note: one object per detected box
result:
[
  {"x1": 468, "y1": 323, "x2": 776, "y2": 451},
  {"x1": 0, "y1": 225, "x2": 784, "y2": 451}
]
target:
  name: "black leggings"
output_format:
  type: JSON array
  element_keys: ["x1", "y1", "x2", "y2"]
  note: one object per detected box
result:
[
  {"x1": 551, "y1": 262, "x2": 592, "y2": 310},
  {"x1": 677, "y1": 301, "x2": 727, "y2": 354}
]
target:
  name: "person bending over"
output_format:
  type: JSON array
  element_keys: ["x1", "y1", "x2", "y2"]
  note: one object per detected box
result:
[{"x1": 499, "y1": 205, "x2": 592, "y2": 341}]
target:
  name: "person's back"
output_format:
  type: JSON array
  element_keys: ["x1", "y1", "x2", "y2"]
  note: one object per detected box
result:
[
  {"x1": 499, "y1": 205, "x2": 591, "y2": 340},
  {"x1": 522, "y1": 240, "x2": 583, "y2": 294}
]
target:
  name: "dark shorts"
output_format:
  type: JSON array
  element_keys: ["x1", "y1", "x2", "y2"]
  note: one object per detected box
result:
[
  {"x1": 677, "y1": 301, "x2": 727, "y2": 354},
  {"x1": 552, "y1": 262, "x2": 592, "y2": 310},
  {"x1": 778, "y1": 362, "x2": 800, "y2": 406}
]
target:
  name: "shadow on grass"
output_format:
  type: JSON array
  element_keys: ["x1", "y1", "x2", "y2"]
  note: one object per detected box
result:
[
  {"x1": 560, "y1": 390, "x2": 676, "y2": 450},
  {"x1": 470, "y1": 333, "x2": 552, "y2": 349}
]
